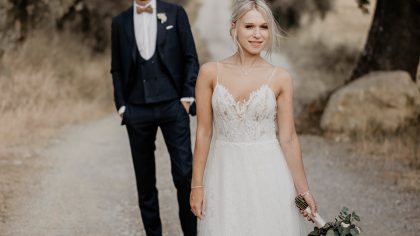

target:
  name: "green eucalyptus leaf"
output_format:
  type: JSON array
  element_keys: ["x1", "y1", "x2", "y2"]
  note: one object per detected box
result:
[
  {"x1": 308, "y1": 231, "x2": 320, "y2": 236},
  {"x1": 350, "y1": 228, "x2": 360, "y2": 235},
  {"x1": 334, "y1": 222, "x2": 341, "y2": 228},
  {"x1": 342, "y1": 207, "x2": 349, "y2": 214},
  {"x1": 342, "y1": 227, "x2": 350, "y2": 236},
  {"x1": 320, "y1": 207, "x2": 362, "y2": 236},
  {"x1": 326, "y1": 229, "x2": 335, "y2": 236},
  {"x1": 345, "y1": 214, "x2": 351, "y2": 222}
]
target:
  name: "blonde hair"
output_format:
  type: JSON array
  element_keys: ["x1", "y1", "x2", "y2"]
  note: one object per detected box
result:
[{"x1": 230, "y1": 0, "x2": 283, "y2": 57}]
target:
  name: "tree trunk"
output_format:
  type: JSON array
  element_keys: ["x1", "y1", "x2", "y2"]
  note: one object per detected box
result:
[{"x1": 349, "y1": 0, "x2": 420, "y2": 81}]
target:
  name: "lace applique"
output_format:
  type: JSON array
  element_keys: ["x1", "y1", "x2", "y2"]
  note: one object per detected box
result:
[{"x1": 212, "y1": 84, "x2": 277, "y2": 142}]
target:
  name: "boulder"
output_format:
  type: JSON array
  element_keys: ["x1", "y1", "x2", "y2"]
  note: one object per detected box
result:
[{"x1": 321, "y1": 71, "x2": 420, "y2": 135}]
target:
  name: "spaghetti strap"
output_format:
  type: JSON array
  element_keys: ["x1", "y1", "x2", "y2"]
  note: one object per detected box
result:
[
  {"x1": 216, "y1": 61, "x2": 220, "y2": 84},
  {"x1": 267, "y1": 67, "x2": 277, "y2": 84}
]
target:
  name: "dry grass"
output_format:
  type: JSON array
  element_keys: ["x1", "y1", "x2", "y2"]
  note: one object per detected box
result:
[
  {"x1": 352, "y1": 122, "x2": 420, "y2": 163},
  {"x1": 0, "y1": 31, "x2": 114, "y2": 223},
  {"x1": 282, "y1": 0, "x2": 374, "y2": 100},
  {"x1": 0, "y1": 31, "x2": 113, "y2": 150},
  {"x1": 285, "y1": 0, "x2": 375, "y2": 134},
  {"x1": 350, "y1": 123, "x2": 420, "y2": 191},
  {"x1": 295, "y1": 0, "x2": 374, "y2": 48},
  {"x1": 282, "y1": 0, "x2": 374, "y2": 117}
]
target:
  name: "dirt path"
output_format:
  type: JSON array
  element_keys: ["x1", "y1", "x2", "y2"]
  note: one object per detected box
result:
[
  {"x1": 3, "y1": 115, "x2": 193, "y2": 236},
  {"x1": 3, "y1": 115, "x2": 418, "y2": 236},
  {"x1": 1, "y1": 0, "x2": 419, "y2": 236}
]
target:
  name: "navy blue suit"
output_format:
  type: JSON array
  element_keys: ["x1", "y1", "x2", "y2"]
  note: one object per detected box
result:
[{"x1": 110, "y1": 1, "x2": 198, "y2": 235}]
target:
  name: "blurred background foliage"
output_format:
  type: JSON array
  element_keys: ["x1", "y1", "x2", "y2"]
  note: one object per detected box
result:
[
  {"x1": 268, "y1": 0, "x2": 334, "y2": 29},
  {"x1": 0, "y1": 0, "x2": 418, "y2": 167},
  {"x1": 0, "y1": 0, "x2": 187, "y2": 147}
]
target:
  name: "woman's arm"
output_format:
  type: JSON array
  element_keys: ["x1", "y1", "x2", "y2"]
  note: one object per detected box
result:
[
  {"x1": 274, "y1": 68, "x2": 317, "y2": 217},
  {"x1": 190, "y1": 62, "x2": 216, "y2": 219}
]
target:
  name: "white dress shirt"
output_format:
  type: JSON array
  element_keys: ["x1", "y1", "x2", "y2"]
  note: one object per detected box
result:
[
  {"x1": 119, "y1": 0, "x2": 193, "y2": 116},
  {"x1": 134, "y1": 0, "x2": 157, "y2": 60}
]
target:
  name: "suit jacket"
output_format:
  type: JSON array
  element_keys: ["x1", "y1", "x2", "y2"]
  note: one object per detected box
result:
[{"x1": 110, "y1": 1, "x2": 199, "y2": 114}]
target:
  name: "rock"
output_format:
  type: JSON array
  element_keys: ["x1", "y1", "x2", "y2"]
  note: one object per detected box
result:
[{"x1": 321, "y1": 71, "x2": 420, "y2": 135}]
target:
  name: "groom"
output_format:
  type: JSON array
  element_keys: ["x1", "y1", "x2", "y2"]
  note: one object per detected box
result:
[{"x1": 110, "y1": 0, "x2": 199, "y2": 235}]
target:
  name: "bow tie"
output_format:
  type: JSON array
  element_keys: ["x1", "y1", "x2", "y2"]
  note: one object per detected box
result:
[{"x1": 136, "y1": 5, "x2": 153, "y2": 14}]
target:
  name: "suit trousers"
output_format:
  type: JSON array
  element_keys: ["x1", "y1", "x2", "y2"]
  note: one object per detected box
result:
[{"x1": 124, "y1": 99, "x2": 197, "y2": 236}]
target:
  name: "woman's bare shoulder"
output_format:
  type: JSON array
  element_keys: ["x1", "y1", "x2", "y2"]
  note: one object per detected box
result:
[
  {"x1": 273, "y1": 66, "x2": 292, "y2": 80},
  {"x1": 273, "y1": 66, "x2": 293, "y2": 84},
  {"x1": 271, "y1": 66, "x2": 294, "y2": 94},
  {"x1": 198, "y1": 62, "x2": 218, "y2": 85},
  {"x1": 199, "y1": 61, "x2": 218, "y2": 74}
]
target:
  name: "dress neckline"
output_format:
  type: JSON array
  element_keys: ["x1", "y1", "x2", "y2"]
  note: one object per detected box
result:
[
  {"x1": 214, "y1": 61, "x2": 277, "y2": 104},
  {"x1": 214, "y1": 83, "x2": 276, "y2": 106}
]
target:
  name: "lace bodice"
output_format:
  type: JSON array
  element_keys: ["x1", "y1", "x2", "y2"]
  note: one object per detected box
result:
[{"x1": 212, "y1": 79, "x2": 278, "y2": 143}]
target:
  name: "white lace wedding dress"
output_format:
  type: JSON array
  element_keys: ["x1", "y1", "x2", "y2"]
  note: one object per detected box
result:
[{"x1": 197, "y1": 63, "x2": 307, "y2": 236}]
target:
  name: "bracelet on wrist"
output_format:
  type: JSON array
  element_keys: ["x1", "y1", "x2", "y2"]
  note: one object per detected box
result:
[
  {"x1": 191, "y1": 185, "x2": 203, "y2": 189},
  {"x1": 299, "y1": 190, "x2": 310, "y2": 197}
]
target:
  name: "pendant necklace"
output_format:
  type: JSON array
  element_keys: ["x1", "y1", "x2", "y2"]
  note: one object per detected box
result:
[{"x1": 237, "y1": 59, "x2": 262, "y2": 78}]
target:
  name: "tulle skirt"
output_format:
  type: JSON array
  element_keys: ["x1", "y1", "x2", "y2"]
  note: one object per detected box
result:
[{"x1": 198, "y1": 139, "x2": 307, "y2": 236}]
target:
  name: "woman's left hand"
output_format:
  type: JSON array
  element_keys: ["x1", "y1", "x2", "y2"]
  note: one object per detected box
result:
[{"x1": 299, "y1": 193, "x2": 317, "y2": 223}]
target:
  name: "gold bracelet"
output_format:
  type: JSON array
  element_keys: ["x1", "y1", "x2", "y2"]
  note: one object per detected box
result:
[
  {"x1": 191, "y1": 185, "x2": 203, "y2": 189},
  {"x1": 299, "y1": 191, "x2": 310, "y2": 197}
]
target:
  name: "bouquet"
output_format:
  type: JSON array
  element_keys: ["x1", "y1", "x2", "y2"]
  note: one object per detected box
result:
[{"x1": 295, "y1": 195, "x2": 362, "y2": 236}]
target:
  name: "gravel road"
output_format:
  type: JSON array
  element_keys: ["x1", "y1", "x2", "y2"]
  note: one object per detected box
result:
[
  {"x1": 3, "y1": 114, "x2": 418, "y2": 236},
  {"x1": 2, "y1": 116, "x2": 185, "y2": 236}
]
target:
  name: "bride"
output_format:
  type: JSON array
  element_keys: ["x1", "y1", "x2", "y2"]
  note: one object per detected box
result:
[{"x1": 190, "y1": 0, "x2": 317, "y2": 235}]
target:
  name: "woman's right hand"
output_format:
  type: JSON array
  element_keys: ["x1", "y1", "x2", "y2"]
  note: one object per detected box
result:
[{"x1": 190, "y1": 188, "x2": 205, "y2": 220}]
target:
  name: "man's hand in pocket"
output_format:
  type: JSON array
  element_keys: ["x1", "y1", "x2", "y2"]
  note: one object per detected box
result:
[{"x1": 181, "y1": 101, "x2": 191, "y2": 114}]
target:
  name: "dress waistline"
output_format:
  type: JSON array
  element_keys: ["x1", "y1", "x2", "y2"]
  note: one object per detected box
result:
[{"x1": 213, "y1": 138, "x2": 278, "y2": 145}]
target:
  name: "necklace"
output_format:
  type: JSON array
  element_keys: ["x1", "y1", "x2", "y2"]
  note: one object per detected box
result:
[{"x1": 236, "y1": 58, "x2": 262, "y2": 78}]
